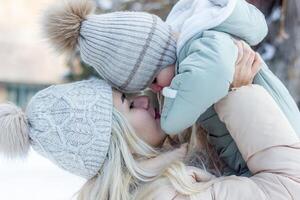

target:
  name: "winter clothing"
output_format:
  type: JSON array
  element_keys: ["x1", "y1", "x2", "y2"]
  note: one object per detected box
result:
[
  {"x1": 166, "y1": 0, "x2": 238, "y2": 54},
  {"x1": 198, "y1": 61, "x2": 300, "y2": 176},
  {"x1": 157, "y1": 85, "x2": 300, "y2": 200},
  {"x1": 161, "y1": 0, "x2": 300, "y2": 176},
  {"x1": 79, "y1": 12, "x2": 177, "y2": 93},
  {"x1": 161, "y1": 0, "x2": 267, "y2": 133},
  {"x1": 26, "y1": 79, "x2": 112, "y2": 179},
  {"x1": 43, "y1": 0, "x2": 177, "y2": 93}
]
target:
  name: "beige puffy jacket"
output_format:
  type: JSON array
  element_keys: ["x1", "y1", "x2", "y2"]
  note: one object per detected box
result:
[{"x1": 159, "y1": 85, "x2": 300, "y2": 200}]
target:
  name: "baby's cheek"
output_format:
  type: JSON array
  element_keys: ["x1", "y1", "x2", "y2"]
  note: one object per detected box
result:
[
  {"x1": 158, "y1": 74, "x2": 173, "y2": 88},
  {"x1": 132, "y1": 112, "x2": 155, "y2": 132},
  {"x1": 157, "y1": 65, "x2": 175, "y2": 87}
]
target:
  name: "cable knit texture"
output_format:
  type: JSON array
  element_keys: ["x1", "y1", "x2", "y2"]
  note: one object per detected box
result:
[{"x1": 26, "y1": 79, "x2": 112, "y2": 179}]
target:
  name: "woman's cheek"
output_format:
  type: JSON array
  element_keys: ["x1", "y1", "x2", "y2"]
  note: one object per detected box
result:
[
  {"x1": 158, "y1": 75, "x2": 173, "y2": 88},
  {"x1": 130, "y1": 111, "x2": 153, "y2": 132},
  {"x1": 131, "y1": 112, "x2": 164, "y2": 145},
  {"x1": 138, "y1": 113, "x2": 157, "y2": 131}
]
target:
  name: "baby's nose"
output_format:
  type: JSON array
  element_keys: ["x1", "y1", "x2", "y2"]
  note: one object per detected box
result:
[
  {"x1": 133, "y1": 96, "x2": 149, "y2": 110},
  {"x1": 150, "y1": 83, "x2": 163, "y2": 93}
]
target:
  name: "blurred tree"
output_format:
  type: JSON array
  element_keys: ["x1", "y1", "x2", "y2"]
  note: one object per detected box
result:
[
  {"x1": 272, "y1": 0, "x2": 300, "y2": 107},
  {"x1": 253, "y1": 0, "x2": 300, "y2": 107},
  {"x1": 63, "y1": 51, "x2": 100, "y2": 82}
]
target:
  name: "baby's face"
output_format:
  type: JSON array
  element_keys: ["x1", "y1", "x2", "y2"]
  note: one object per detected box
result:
[{"x1": 150, "y1": 64, "x2": 175, "y2": 93}]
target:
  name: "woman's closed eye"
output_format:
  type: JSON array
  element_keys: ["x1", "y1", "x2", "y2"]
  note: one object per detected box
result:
[
  {"x1": 121, "y1": 93, "x2": 134, "y2": 109},
  {"x1": 129, "y1": 101, "x2": 134, "y2": 109},
  {"x1": 121, "y1": 93, "x2": 126, "y2": 103}
]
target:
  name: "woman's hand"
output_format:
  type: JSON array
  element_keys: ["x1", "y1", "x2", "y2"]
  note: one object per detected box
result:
[{"x1": 231, "y1": 41, "x2": 263, "y2": 89}]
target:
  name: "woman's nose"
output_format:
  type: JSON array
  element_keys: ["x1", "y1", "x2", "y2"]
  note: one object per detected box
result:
[{"x1": 133, "y1": 96, "x2": 149, "y2": 110}]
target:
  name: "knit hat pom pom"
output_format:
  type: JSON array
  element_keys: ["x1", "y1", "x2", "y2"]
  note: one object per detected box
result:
[
  {"x1": 42, "y1": 0, "x2": 95, "y2": 53},
  {"x1": 0, "y1": 103, "x2": 30, "y2": 158}
]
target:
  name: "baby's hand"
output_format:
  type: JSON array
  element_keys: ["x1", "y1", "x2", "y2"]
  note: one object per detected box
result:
[{"x1": 231, "y1": 41, "x2": 262, "y2": 89}]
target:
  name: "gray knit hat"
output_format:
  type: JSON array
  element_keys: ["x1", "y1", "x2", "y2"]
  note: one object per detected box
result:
[
  {"x1": 0, "y1": 79, "x2": 112, "y2": 179},
  {"x1": 42, "y1": 0, "x2": 177, "y2": 93}
]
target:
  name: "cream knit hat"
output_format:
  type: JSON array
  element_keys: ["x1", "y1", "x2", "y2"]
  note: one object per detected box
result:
[{"x1": 0, "y1": 79, "x2": 112, "y2": 179}]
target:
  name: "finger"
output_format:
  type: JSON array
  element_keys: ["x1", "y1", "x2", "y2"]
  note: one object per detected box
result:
[
  {"x1": 240, "y1": 44, "x2": 255, "y2": 82},
  {"x1": 251, "y1": 53, "x2": 263, "y2": 79},
  {"x1": 232, "y1": 65, "x2": 242, "y2": 87},
  {"x1": 235, "y1": 41, "x2": 243, "y2": 64},
  {"x1": 245, "y1": 50, "x2": 256, "y2": 71},
  {"x1": 238, "y1": 41, "x2": 251, "y2": 66},
  {"x1": 238, "y1": 50, "x2": 254, "y2": 84},
  {"x1": 233, "y1": 41, "x2": 255, "y2": 88},
  {"x1": 242, "y1": 41, "x2": 252, "y2": 58}
]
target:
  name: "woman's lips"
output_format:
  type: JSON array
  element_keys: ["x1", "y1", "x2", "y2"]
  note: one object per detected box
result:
[{"x1": 147, "y1": 95, "x2": 161, "y2": 119}]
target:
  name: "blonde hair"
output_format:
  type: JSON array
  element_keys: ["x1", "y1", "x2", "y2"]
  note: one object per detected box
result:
[
  {"x1": 133, "y1": 161, "x2": 227, "y2": 200},
  {"x1": 187, "y1": 125, "x2": 223, "y2": 176},
  {"x1": 132, "y1": 124, "x2": 225, "y2": 200},
  {"x1": 77, "y1": 96, "x2": 224, "y2": 200},
  {"x1": 166, "y1": 124, "x2": 224, "y2": 177},
  {"x1": 77, "y1": 108, "x2": 166, "y2": 200}
]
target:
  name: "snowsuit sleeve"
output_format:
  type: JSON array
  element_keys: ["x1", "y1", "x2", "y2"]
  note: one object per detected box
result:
[
  {"x1": 213, "y1": 0, "x2": 268, "y2": 45},
  {"x1": 160, "y1": 31, "x2": 236, "y2": 134}
]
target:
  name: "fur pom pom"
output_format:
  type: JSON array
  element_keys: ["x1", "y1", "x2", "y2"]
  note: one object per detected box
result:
[
  {"x1": 42, "y1": 0, "x2": 95, "y2": 53},
  {"x1": 0, "y1": 103, "x2": 30, "y2": 158}
]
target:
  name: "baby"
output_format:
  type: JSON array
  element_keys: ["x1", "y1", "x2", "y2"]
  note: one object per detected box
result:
[{"x1": 42, "y1": 0, "x2": 300, "y2": 176}]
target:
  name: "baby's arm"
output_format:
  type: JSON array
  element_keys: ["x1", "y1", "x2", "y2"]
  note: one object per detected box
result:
[
  {"x1": 161, "y1": 31, "x2": 237, "y2": 134},
  {"x1": 198, "y1": 41, "x2": 262, "y2": 177}
]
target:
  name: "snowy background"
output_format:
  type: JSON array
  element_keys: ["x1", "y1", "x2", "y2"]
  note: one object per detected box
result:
[
  {"x1": 0, "y1": 150, "x2": 85, "y2": 200},
  {"x1": 0, "y1": 0, "x2": 299, "y2": 199}
]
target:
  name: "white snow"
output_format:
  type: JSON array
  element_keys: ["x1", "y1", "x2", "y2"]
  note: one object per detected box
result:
[{"x1": 0, "y1": 149, "x2": 85, "y2": 200}]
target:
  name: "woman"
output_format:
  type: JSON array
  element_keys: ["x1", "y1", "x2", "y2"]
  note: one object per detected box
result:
[
  {"x1": 134, "y1": 84, "x2": 300, "y2": 200},
  {"x1": 42, "y1": 0, "x2": 300, "y2": 178},
  {"x1": 0, "y1": 44, "x2": 263, "y2": 200}
]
